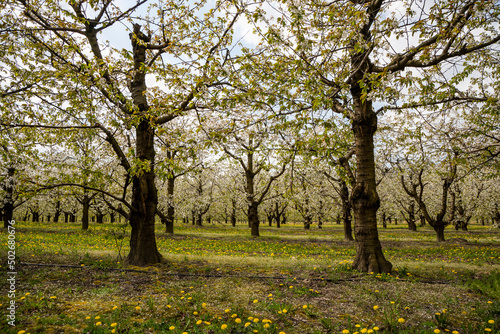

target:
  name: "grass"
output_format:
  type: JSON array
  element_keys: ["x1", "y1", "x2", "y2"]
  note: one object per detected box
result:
[{"x1": 0, "y1": 221, "x2": 499, "y2": 334}]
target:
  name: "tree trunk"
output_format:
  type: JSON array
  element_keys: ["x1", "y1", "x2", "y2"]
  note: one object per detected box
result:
[
  {"x1": 407, "y1": 202, "x2": 417, "y2": 231},
  {"x1": 110, "y1": 212, "x2": 115, "y2": 223},
  {"x1": 382, "y1": 212, "x2": 387, "y2": 229},
  {"x1": 343, "y1": 213, "x2": 354, "y2": 241},
  {"x1": 407, "y1": 219, "x2": 417, "y2": 231},
  {"x1": 196, "y1": 212, "x2": 203, "y2": 226},
  {"x1": 340, "y1": 180, "x2": 354, "y2": 241},
  {"x1": 230, "y1": 210, "x2": 236, "y2": 227},
  {"x1": 32, "y1": 211, "x2": 39, "y2": 222},
  {"x1": 350, "y1": 93, "x2": 392, "y2": 273},
  {"x1": 54, "y1": 200, "x2": 61, "y2": 223},
  {"x1": 304, "y1": 215, "x2": 312, "y2": 230},
  {"x1": 2, "y1": 168, "x2": 15, "y2": 228},
  {"x1": 123, "y1": 25, "x2": 163, "y2": 266},
  {"x1": 420, "y1": 214, "x2": 425, "y2": 227},
  {"x1": 126, "y1": 122, "x2": 162, "y2": 265},
  {"x1": 165, "y1": 176, "x2": 175, "y2": 234},
  {"x1": 3, "y1": 202, "x2": 13, "y2": 228},
  {"x1": 248, "y1": 203, "x2": 259, "y2": 237},
  {"x1": 96, "y1": 213, "x2": 104, "y2": 224},
  {"x1": 65, "y1": 212, "x2": 69, "y2": 223},
  {"x1": 434, "y1": 224, "x2": 445, "y2": 242},
  {"x1": 82, "y1": 196, "x2": 90, "y2": 230}
]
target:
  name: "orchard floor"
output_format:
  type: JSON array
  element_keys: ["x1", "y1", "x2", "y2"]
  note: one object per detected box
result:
[{"x1": 1, "y1": 221, "x2": 499, "y2": 334}]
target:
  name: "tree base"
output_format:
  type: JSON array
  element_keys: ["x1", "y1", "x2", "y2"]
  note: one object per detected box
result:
[
  {"x1": 126, "y1": 249, "x2": 163, "y2": 266},
  {"x1": 352, "y1": 244, "x2": 392, "y2": 273}
]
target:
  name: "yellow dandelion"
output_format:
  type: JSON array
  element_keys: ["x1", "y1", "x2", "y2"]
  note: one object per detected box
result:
[
  {"x1": 373, "y1": 305, "x2": 379, "y2": 310},
  {"x1": 485, "y1": 329, "x2": 492, "y2": 332},
  {"x1": 135, "y1": 306, "x2": 141, "y2": 311},
  {"x1": 111, "y1": 323, "x2": 117, "y2": 327},
  {"x1": 303, "y1": 305, "x2": 308, "y2": 309},
  {"x1": 221, "y1": 324, "x2": 228, "y2": 329},
  {"x1": 112, "y1": 306, "x2": 118, "y2": 310},
  {"x1": 253, "y1": 299, "x2": 258, "y2": 303},
  {"x1": 18, "y1": 331, "x2": 26, "y2": 334},
  {"x1": 342, "y1": 330, "x2": 350, "y2": 334},
  {"x1": 225, "y1": 309, "x2": 230, "y2": 313},
  {"x1": 193, "y1": 311, "x2": 198, "y2": 315},
  {"x1": 95, "y1": 322, "x2": 102, "y2": 326},
  {"x1": 245, "y1": 322, "x2": 251, "y2": 327},
  {"x1": 488, "y1": 320, "x2": 494, "y2": 324},
  {"x1": 253, "y1": 318, "x2": 259, "y2": 323},
  {"x1": 398, "y1": 318, "x2": 405, "y2": 324},
  {"x1": 95, "y1": 316, "x2": 100, "y2": 320},
  {"x1": 196, "y1": 320, "x2": 202, "y2": 325},
  {"x1": 169, "y1": 326, "x2": 175, "y2": 330},
  {"x1": 434, "y1": 329, "x2": 441, "y2": 334}
]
